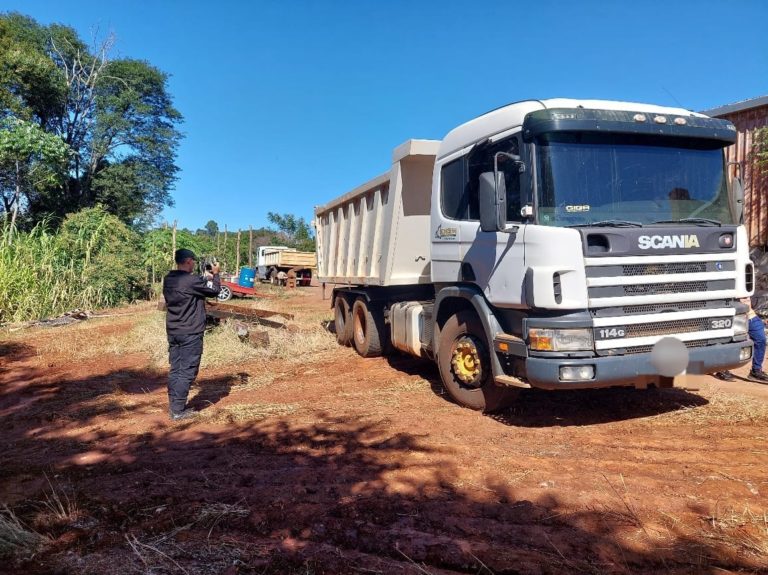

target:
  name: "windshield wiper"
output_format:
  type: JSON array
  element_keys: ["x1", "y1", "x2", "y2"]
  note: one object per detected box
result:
[
  {"x1": 651, "y1": 218, "x2": 722, "y2": 227},
  {"x1": 567, "y1": 220, "x2": 643, "y2": 228}
]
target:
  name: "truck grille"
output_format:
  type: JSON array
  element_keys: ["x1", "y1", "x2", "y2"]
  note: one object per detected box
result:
[
  {"x1": 621, "y1": 301, "x2": 707, "y2": 315},
  {"x1": 622, "y1": 317, "x2": 719, "y2": 338},
  {"x1": 622, "y1": 262, "x2": 706, "y2": 276},
  {"x1": 623, "y1": 281, "x2": 706, "y2": 295}
]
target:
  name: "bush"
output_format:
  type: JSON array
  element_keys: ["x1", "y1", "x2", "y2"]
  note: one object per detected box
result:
[
  {"x1": 58, "y1": 206, "x2": 146, "y2": 304},
  {"x1": 0, "y1": 206, "x2": 146, "y2": 323}
]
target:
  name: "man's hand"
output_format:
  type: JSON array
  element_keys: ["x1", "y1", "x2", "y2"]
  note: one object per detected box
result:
[{"x1": 211, "y1": 262, "x2": 220, "y2": 274}]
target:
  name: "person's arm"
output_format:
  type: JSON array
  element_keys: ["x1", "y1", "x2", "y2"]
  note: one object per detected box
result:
[{"x1": 188, "y1": 269, "x2": 221, "y2": 298}]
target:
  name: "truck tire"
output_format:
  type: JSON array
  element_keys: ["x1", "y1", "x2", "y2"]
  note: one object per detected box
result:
[
  {"x1": 334, "y1": 296, "x2": 353, "y2": 346},
  {"x1": 437, "y1": 310, "x2": 518, "y2": 413},
  {"x1": 351, "y1": 299, "x2": 386, "y2": 357}
]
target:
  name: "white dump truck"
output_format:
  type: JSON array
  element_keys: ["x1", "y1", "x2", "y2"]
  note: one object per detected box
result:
[
  {"x1": 314, "y1": 99, "x2": 755, "y2": 412},
  {"x1": 256, "y1": 246, "x2": 316, "y2": 286}
]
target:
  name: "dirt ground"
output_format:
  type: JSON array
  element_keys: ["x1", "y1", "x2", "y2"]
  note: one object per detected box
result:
[{"x1": 1, "y1": 286, "x2": 768, "y2": 575}]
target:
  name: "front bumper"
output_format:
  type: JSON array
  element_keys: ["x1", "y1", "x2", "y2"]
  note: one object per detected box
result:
[{"x1": 523, "y1": 341, "x2": 753, "y2": 390}]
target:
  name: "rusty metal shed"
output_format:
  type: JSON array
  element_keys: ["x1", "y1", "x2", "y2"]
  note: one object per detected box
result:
[{"x1": 702, "y1": 96, "x2": 768, "y2": 248}]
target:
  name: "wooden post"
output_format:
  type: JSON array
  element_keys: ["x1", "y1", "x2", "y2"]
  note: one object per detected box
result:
[
  {"x1": 216, "y1": 231, "x2": 220, "y2": 254},
  {"x1": 236, "y1": 230, "x2": 241, "y2": 272},
  {"x1": 249, "y1": 226, "x2": 253, "y2": 267},
  {"x1": 171, "y1": 220, "x2": 177, "y2": 259},
  {"x1": 223, "y1": 225, "x2": 228, "y2": 268}
]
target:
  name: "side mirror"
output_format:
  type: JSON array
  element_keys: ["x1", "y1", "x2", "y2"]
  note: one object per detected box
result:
[
  {"x1": 732, "y1": 176, "x2": 744, "y2": 224},
  {"x1": 479, "y1": 171, "x2": 506, "y2": 232}
]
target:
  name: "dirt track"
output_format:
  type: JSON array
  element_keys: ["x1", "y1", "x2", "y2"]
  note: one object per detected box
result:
[{"x1": 1, "y1": 286, "x2": 768, "y2": 574}]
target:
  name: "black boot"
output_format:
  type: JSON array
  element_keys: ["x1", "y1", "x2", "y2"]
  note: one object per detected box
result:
[
  {"x1": 748, "y1": 369, "x2": 768, "y2": 383},
  {"x1": 713, "y1": 371, "x2": 735, "y2": 381},
  {"x1": 169, "y1": 408, "x2": 197, "y2": 421}
]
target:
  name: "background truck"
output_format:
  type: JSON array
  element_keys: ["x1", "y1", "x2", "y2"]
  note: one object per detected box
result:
[
  {"x1": 256, "y1": 245, "x2": 316, "y2": 286},
  {"x1": 315, "y1": 98, "x2": 755, "y2": 412}
]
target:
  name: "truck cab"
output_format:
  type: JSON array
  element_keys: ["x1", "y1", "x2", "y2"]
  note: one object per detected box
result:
[{"x1": 431, "y1": 100, "x2": 752, "y2": 397}]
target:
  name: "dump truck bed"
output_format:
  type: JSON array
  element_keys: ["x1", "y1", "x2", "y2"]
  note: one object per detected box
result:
[
  {"x1": 314, "y1": 139, "x2": 439, "y2": 286},
  {"x1": 262, "y1": 250, "x2": 316, "y2": 268}
]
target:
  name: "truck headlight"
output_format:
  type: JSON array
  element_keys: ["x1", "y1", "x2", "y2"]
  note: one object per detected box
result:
[
  {"x1": 529, "y1": 328, "x2": 593, "y2": 351},
  {"x1": 733, "y1": 314, "x2": 748, "y2": 336}
]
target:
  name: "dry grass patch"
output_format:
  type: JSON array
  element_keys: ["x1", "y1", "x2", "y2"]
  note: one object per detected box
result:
[
  {"x1": 384, "y1": 379, "x2": 430, "y2": 393},
  {"x1": 695, "y1": 504, "x2": 768, "y2": 562},
  {"x1": 40, "y1": 474, "x2": 80, "y2": 524},
  {"x1": 12, "y1": 316, "x2": 137, "y2": 359},
  {"x1": 87, "y1": 309, "x2": 336, "y2": 370},
  {"x1": 0, "y1": 506, "x2": 46, "y2": 559},
  {"x1": 195, "y1": 502, "x2": 250, "y2": 533},
  {"x1": 647, "y1": 385, "x2": 768, "y2": 425},
  {"x1": 200, "y1": 402, "x2": 299, "y2": 424}
]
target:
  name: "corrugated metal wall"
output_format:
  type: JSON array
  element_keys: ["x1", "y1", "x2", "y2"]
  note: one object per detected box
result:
[{"x1": 716, "y1": 105, "x2": 768, "y2": 247}]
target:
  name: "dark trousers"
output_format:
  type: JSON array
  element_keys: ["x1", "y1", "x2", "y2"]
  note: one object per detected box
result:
[
  {"x1": 167, "y1": 332, "x2": 204, "y2": 413},
  {"x1": 749, "y1": 316, "x2": 766, "y2": 373}
]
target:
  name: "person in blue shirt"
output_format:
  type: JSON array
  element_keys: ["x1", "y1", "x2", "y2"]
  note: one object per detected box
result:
[{"x1": 714, "y1": 298, "x2": 767, "y2": 383}]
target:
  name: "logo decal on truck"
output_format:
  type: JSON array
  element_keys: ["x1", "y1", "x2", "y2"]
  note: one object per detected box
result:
[
  {"x1": 638, "y1": 234, "x2": 700, "y2": 250},
  {"x1": 435, "y1": 225, "x2": 458, "y2": 241}
]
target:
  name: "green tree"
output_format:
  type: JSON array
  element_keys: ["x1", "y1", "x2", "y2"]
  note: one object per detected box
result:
[
  {"x1": 204, "y1": 219, "x2": 219, "y2": 236},
  {"x1": 0, "y1": 12, "x2": 183, "y2": 225},
  {"x1": 0, "y1": 117, "x2": 69, "y2": 231},
  {"x1": 0, "y1": 13, "x2": 66, "y2": 123},
  {"x1": 143, "y1": 227, "x2": 212, "y2": 285},
  {"x1": 267, "y1": 212, "x2": 315, "y2": 251}
]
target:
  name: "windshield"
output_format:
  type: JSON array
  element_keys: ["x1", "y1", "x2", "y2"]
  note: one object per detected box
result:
[{"x1": 535, "y1": 132, "x2": 734, "y2": 226}]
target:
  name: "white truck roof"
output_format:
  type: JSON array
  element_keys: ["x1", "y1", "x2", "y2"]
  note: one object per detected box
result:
[{"x1": 438, "y1": 98, "x2": 707, "y2": 160}]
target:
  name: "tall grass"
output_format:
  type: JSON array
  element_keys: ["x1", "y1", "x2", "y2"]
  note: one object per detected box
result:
[
  {"x1": 1, "y1": 222, "x2": 89, "y2": 322},
  {"x1": 0, "y1": 208, "x2": 143, "y2": 323}
]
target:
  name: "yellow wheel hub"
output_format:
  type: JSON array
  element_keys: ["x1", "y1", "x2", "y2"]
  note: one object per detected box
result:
[{"x1": 451, "y1": 337, "x2": 482, "y2": 385}]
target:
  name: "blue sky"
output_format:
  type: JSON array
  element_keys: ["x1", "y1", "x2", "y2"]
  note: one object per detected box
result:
[{"x1": 10, "y1": 0, "x2": 768, "y2": 232}]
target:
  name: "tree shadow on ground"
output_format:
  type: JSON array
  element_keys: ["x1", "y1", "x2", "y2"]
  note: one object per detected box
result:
[
  {"x1": 385, "y1": 352, "x2": 709, "y2": 427},
  {"x1": 186, "y1": 371, "x2": 247, "y2": 412},
  {"x1": 0, "y1": 341, "x2": 36, "y2": 363},
  {"x1": 1, "y1": 354, "x2": 764, "y2": 574}
]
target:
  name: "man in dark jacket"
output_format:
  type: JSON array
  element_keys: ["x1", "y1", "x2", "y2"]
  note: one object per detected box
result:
[{"x1": 163, "y1": 248, "x2": 221, "y2": 420}]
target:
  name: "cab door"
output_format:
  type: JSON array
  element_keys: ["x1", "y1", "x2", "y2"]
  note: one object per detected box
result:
[{"x1": 461, "y1": 134, "x2": 528, "y2": 308}]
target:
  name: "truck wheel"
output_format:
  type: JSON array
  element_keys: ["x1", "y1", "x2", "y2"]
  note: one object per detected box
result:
[
  {"x1": 217, "y1": 285, "x2": 233, "y2": 302},
  {"x1": 351, "y1": 299, "x2": 386, "y2": 357},
  {"x1": 334, "y1": 296, "x2": 353, "y2": 346},
  {"x1": 437, "y1": 310, "x2": 518, "y2": 413}
]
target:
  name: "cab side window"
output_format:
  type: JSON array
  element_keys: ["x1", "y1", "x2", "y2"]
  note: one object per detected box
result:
[
  {"x1": 440, "y1": 135, "x2": 523, "y2": 223},
  {"x1": 440, "y1": 156, "x2": 469, "y2": 220},
  {"x1": 469, "y1": 136, "x2": 522, "y2": 223}
]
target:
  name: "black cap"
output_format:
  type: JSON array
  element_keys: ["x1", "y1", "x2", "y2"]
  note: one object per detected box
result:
[{"x1": 174, "y1": 248, "x2": 197, "y2": 264}]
